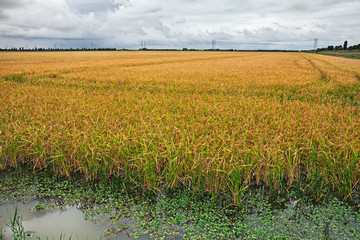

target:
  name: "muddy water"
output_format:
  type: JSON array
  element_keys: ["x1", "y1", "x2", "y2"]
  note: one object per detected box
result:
[{"x1": 0, "y1": 200, "x2": 150, "y2": 240}]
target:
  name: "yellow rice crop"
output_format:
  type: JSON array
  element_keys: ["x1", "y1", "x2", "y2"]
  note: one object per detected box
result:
[{"x1": 0, "y1": 51, "x2": 359, "y2": 203}]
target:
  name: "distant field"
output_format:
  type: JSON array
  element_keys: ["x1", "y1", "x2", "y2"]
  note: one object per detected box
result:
[
  {"x1": 318, "y1": 50, "x2": 360, "y2": 60},
  {"x1": 1, "y1": 51, "x2": 360, "y2": 203}
]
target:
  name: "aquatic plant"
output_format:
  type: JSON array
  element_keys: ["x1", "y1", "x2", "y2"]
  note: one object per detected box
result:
[
  {"x1": 7, "y1": 206, "x2": 26, "y2": 240},
  {"x1": 1, "y1": 170, "x2": 360, "y2": 239}
]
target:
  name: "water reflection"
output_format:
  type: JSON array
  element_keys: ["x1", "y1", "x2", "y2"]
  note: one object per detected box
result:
[{"x1": 0, "y1": 200, "x2": 150, "y2": 240}]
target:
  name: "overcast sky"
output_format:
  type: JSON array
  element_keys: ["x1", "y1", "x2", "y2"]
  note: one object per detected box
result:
[{"x1": 0, "y1": 0, "x2": 359, "y2": 50}]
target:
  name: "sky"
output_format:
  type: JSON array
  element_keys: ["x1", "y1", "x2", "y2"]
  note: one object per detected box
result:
[{"x1": 0, "y1": 0, "x2": 359, "y2": 50}]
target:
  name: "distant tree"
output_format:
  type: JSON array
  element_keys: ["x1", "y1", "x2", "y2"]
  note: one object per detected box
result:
[
  {"x1": 327, "y1": 45, "x2": 334, "y2": 50},
  {"x1": 353, "y1": 44, "x2": 360, "y2": 50},
  {"x1": 344, "y1": 40, "x2": 348, "y2": 50}
]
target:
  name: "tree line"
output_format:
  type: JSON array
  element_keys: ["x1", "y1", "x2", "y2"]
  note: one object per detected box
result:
[{"x1": 317, "y1": 41, "x2": 360, "y2": 51}]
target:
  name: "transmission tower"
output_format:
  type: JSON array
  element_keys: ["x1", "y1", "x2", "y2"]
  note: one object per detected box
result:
[
  {"x1": 212, "y1": 40, "x2": 216, "y2": 50},
  {"x1": 140, "y1": 41, "x2": 147, "y2": 49},
  {"x1": 313, "y1": 38, "x2": 318, "y2": 50}
]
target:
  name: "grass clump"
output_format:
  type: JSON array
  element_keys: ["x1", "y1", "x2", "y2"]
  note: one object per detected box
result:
[{"x1": 2, "y1": 73, "x2": 26, "y2": 83}]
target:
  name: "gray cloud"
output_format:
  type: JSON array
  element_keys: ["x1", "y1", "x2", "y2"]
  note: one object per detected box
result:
[
  {"x1": 0, "y1": 0, "x2": 359, "y2": 50},
  {"x1": 0, "y1": 0, "x2": 24, "y2": 8},
  {"x1": 66, "y1": 0, "x2": 120, "y2": 13},
  {"x1": 0, "y1": 0, "x2": 24, "y2": 20}
]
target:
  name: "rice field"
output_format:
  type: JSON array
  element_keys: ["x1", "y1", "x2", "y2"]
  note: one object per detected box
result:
[{"x1": 1, "y1": 51, "x2": 360, "y2": 203}]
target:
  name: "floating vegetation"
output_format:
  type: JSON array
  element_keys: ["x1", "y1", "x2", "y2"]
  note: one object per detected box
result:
[{"x1": 0, "y1": 170, "x2": 360, "y2": 239}]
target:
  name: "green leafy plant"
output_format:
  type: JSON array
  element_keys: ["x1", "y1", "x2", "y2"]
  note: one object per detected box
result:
[{"x1": 7, "y1": 206, "x2": 26, "y2": 240}]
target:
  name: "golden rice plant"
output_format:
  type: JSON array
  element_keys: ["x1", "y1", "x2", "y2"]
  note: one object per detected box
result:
[{"x1": 0, "y1": 51, "x2": 359, "y2": 203}]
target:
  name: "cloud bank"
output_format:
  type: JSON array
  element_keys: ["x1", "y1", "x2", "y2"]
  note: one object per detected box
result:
[{"x1": 0, "y1": 0, "x2": 359, "y2": 50}]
